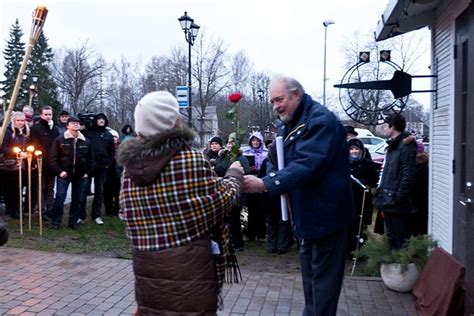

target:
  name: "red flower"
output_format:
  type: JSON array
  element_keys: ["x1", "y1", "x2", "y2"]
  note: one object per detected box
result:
[{"x1": 228, "y1": 92, "x2": 243, "y2": 103}]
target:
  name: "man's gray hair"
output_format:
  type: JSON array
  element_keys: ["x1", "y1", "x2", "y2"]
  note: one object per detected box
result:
[{"x1": 270, "y1": 75, "x2": 305, "y2": 95}]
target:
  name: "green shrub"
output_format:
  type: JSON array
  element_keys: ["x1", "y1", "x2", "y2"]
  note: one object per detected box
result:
[{"x1": 354, "y1": 232, "x2": 438, "y2": 273}]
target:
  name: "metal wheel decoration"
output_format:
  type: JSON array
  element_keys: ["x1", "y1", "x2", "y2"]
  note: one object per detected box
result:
[{"x1": 337, "y1": 59, "x2": 408, "y2": 126}]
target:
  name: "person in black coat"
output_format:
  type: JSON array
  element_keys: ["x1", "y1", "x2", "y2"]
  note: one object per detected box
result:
[
  {"x1": 374, "y1": 114, "x2": 417, "y2": 249},
  {"x1": 214, "y1": 136, "x2": 250, "y2": 251},
  {"x1": 2, "y1": 112, "x2": 33, "y2": 219},
  {"x1": 78, "y1": 113, "x2": 115, "y2": 225},
  {"x1": 49, "y1": 117, "x2": 95, "y2": 229},
  {"x1": 412, "y1": 142, "x2": 429, "y2": 235},
  {"x1": 347, "y1": 138, "x2": 379, "y2": 254},
  {"x1": 30, "y1": 106, "x2": 60, "y2": 217}
]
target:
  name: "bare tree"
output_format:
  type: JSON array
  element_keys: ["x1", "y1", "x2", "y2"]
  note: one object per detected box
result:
[
  {"x1": 105, "y1": 57, "x2": 142, "y2": 129},
  {"x1": 52, "y1": 42, "x2": 105, "y2": 115},
  {"x1": 142, "y1": 47, "x2": 187, "y2": 94},
  {"x1": 193, "y1": 31, "x2": 231, "y2": 145}
]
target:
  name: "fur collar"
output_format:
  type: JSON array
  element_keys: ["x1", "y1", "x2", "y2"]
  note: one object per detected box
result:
[
  {"x1": 118, "y1": 127, "x2": 195, "y2": 166},
  {"x1": 118, "y1": 128, "x2": 195, "y2": 186},
  {"x1": 64, "y1": 130, "x2": 85, "y2": 141}
]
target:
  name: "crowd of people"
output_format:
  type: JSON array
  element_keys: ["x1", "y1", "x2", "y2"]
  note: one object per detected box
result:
[
  {"x1": 0, "y1": 75, "x2": 430, "y2": 315},
  {"x1": 0, "y1": 105, "x2": 134, "y2": 230}
]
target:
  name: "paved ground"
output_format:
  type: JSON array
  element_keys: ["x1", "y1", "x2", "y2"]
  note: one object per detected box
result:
[{"x1": 0, "y1": 247, "x2": 416, "y2": 315}]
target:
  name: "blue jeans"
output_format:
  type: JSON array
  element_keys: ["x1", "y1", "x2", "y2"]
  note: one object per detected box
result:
[
  {"x1": 51, "y1": 175, "x2": 85, "y2": 227},
  {"x1": 299, "y1": 229, "x2": 347, "y2": 316}
]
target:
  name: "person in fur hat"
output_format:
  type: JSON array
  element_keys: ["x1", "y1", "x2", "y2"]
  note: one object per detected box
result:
[
  {"x1": 118, "y1": 91, "x2": 244, "y2": 315},
  {"x1": 374, "y1": 113, "x2": 417, "y2": 249}
]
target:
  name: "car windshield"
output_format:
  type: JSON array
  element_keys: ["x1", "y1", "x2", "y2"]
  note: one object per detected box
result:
[
  {"x1": 370, "y1": 142, "x2": 387, "y2": 154},
  {"x1": 360, "y1": 137, "x2": 384, "y2": 145}
]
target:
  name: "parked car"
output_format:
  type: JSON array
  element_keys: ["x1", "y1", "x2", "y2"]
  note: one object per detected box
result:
[
  {"x1": 355, "y1": 128, "x2": 374, "y2": 137},
  {"x1": 359, "y1": 136, "x2": 386, "y2": 150},
  {"x1": 369, "y1": 141, "x2": 388, "y2": 168}
]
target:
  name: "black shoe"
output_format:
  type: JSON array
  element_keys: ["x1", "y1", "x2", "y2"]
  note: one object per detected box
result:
[
  {"x1": 50, "y1": 224, "x2": 60, "y2": 230},
  {"x1": 277, "y1": 249, "x2": 288, "y2": 255},
  {"x1": 68, "y1": 223, "x2": 79, "y2": 230},
  {"x1": 268, "y1": 248, "x2": 277, "y2": 254}
]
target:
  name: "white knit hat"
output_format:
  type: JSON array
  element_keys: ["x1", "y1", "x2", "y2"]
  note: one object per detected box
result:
[{"x1": 134, "y1": 91, "x2": 180, "y2": 137}]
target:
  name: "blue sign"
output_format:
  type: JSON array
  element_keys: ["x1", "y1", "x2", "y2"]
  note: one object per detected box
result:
[{"x1": 176, "y1": 86, "x2": 189, "y2": 108}]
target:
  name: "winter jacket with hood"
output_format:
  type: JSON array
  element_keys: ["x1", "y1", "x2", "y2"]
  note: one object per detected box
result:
[
  {"x1": 118, "y1": 128, "x2": 243, "y2": 315},
  {"x1": 83, "y1": 113, "x2": 115, "y2": 170},
  {"x1": 348, "y1": 138, "x2": 379, "y2": 226},
  {"x1": 243, "y1": 131, "x2": 268, "y2": 171},
  {"x1": 375, "y1": 132, "x2": 417, "y2": 213}
]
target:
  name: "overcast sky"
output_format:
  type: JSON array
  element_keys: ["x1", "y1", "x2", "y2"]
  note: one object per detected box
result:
[{"x1": 1, "y1": 0, "x2": 432, "y2": 108}]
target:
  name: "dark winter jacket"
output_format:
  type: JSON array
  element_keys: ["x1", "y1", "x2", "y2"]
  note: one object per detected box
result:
[
  {"x1": 49, "y1": 130, "x2": 95, "y2": 179},
  {"x1": 262, "y1": 93, "x2": 355, "y2": 239},
  {"x1": 215, "y1": 148, "x2": 250, "y2": 177},
  {"x1": 30, "y1": 118, "x2": 59, "y2": 171},
  {"x1": 83, "y1": 114, "x2": 115, "y2": 171},
  {"x1": 348, "y1": 138, "x2": 380, "y2": 226},
  {"x1": 2, "y1": 127, "x2": 30, "y2": 171},
  {"x1": 412, "y1": 152, "x2": 429, "y2": 235},
  {"x1": 375, "y1": 132, "x2": 417, "y2": 213}
]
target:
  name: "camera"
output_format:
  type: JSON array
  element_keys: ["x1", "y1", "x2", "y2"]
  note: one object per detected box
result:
[{"x1": 78, "y1": 113, "x2": 96, "y2": 129}]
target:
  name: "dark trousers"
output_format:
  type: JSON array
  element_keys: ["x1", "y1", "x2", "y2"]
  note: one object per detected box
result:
[
  {"x1": 51, "y1": 175, "x2": 84, "y2": 227},
  {"x1": 230, "y1": 204, "x2": 244, "y2": 249},
  {"x1": 43, "y1": 171, "x2": 56, "y2": 212},
  {"x1": 79, "y1": 168, "x2": 107, "y2": 220},
  {"x1": 104, "y1": 167, "x2": 121, "y2": 216},
  {"x1": 299, "y1": 229, "x2": 347, "y2": 316},
  {"x1": 246, "y1": 193, "x2": 266, "y2": 240},
  {"x1": 4, "y1": 171, "x2": 22, "y2": 216},
  {"x1": 384, "y1": 212, "x2": 413, "y2": 250},
  {"x1": 266, "y1": 200, "x2": 291, "y2": 252},
  {"x1": 91, "y1": 168, "x2": 107, "y2": 219}
]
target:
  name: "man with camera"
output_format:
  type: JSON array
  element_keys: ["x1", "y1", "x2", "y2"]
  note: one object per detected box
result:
[{"x1": 78, "y1": 113, "x2": 115, "y2": 225}]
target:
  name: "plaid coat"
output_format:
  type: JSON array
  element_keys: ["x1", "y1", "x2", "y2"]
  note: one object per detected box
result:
[{"x1": 118, "y1": 128, "x2": 242, "y2": 313}]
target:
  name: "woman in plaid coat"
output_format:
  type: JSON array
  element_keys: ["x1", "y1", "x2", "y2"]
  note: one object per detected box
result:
[{"x1": 119, "y1": 91, "x2": 243, "y2": 315}]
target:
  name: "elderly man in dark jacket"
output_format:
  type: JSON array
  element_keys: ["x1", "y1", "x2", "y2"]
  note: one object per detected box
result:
[
  {"x1": 375, "y1": 113, "x2": 417, "y2": 249},
  {"x1": 49, "y1": 117, "x2": 95, "y2": 229},
  {"x1": 79, "y1": 113, "x2": 115, "y2": 225},
  {"x1": 244, "y1": 76, "x2": 355, "y2": 315}
]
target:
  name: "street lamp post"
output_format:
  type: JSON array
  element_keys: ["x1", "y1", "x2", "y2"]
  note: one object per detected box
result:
[
  {"x1": 323, "y1": 19, "x2": 335, "y2": 107},
  {"x1": 178, "y1": 11, "x2": 200, "y2": 128},
  {"x1": 257, "y1": 88, "x2": 264, "y2": 131}
]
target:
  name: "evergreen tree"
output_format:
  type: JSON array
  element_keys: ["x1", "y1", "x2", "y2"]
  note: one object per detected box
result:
[
  {"x1": 1, "y1": 19, "x2": 27, "y2": 110},
  {"x1": 28, "y1": 32, "x2": 60, "y2": 116}
]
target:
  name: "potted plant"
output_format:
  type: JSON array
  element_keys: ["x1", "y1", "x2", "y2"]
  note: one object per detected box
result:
[{"x1": 354, "y1": 233, "x2": 437, "y2": 292}]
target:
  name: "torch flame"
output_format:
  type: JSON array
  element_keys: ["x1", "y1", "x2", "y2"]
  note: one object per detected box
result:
[
  {"x1": 34, "y1": 150, "x2": 43, "y2": 156},
  {"x1": 27, "y1": 145, "x2": 35, "y2": 152},
  {"x1": 13, "y1": 147, "x2": 21, "y2": 154}
]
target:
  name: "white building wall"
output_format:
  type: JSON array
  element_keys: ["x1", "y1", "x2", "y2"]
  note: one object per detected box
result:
[{"x1": 430, "y1": 0, "x2": 470, "y2": 253}]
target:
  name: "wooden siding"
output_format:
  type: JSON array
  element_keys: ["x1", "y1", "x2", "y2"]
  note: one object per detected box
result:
[{"x1": 430, "y1": 0, "x2": 470, "y2": 253}]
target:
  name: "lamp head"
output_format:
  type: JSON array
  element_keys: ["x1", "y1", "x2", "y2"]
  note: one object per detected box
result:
[
  {"x1": 178, "y1": 11, "x2": 194, "y2": 31},
  {"x1": 323, "y1": 19, "x2": 335, "y2": 27}
]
